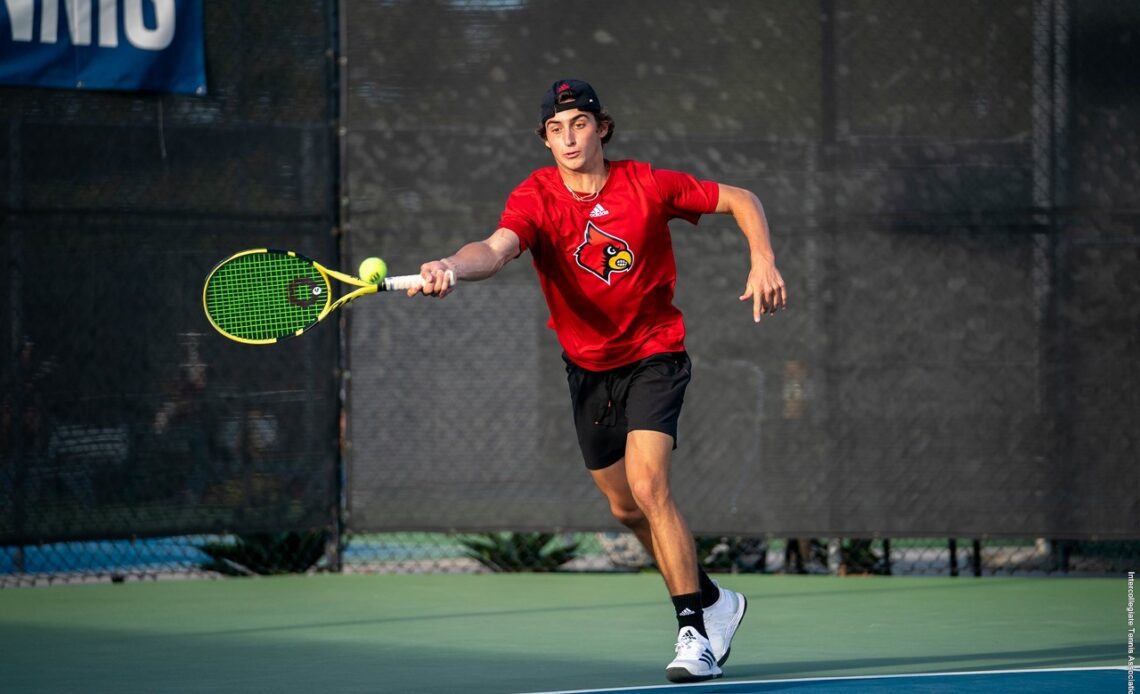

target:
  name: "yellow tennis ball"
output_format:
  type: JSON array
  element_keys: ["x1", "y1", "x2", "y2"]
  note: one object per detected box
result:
[{"x1": 358, "y1": 257, "x2": 387, "y2": 284}]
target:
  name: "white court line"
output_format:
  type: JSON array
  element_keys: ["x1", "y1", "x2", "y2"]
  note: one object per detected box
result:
[{"x1": 515, "y1": 665, "x2": 1128, "y2": 694}]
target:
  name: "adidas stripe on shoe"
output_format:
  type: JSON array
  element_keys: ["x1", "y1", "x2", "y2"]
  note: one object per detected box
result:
[{"x1": 665, "y1": 626, "x2": 722, "y2": 683}]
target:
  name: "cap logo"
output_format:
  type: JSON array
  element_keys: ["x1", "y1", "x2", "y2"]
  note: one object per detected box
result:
[{"x1": 541, "y1": 80, "x2": 601, "y2": 124}]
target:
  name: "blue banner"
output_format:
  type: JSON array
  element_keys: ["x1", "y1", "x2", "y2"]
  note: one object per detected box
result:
[{"x1": 0, "y1": 0, "x2": 206, "y2": 95}]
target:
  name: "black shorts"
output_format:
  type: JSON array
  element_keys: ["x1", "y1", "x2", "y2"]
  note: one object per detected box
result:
[{"x1": 563, "y1": 351, "x2": 692, "y2": 470}]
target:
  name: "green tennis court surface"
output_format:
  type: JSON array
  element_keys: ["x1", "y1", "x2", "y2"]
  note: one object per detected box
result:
[{"x1": 0, "y1": 574, "x2": 1121, "y2": 693}]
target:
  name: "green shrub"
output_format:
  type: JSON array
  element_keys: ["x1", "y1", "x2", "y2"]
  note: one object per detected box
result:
[
  {"x1": 198, "y1": 531, "x2": 328, "y2": 576},
  {"x1": 459, "y1": 532, "x2": 579, "y2": 572}
]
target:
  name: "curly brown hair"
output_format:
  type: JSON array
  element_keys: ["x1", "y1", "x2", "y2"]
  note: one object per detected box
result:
[{"x1": 535, "y1": 110, "x2": 615, "y2": 145}]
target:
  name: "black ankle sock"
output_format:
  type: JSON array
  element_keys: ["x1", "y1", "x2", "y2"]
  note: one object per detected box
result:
[
  {"x1": 671, "y1": 592, "x2": 707, "y2": 637},
  {"x1": 698, "y1": 569, "x2": 720, "y2": 609}
]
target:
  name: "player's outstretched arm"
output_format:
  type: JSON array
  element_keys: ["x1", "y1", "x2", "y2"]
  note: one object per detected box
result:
[
  {"x1": 412, "y1": 227, "x2": 521, "y2": 298},
  {"x1": 715, "y1": 184, "x2": 787, "y2": 322}
]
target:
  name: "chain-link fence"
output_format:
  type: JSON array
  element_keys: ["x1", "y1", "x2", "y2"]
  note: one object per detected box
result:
[
  {"x1": 7, "y1": 531, "x2": 1138, "y2": 586},
  {"x1": 3, "y1": 0, "x2": 1138, "y2": 586},
  {"x1": 341, "y1": 0, "x2": 1138, "y2": 556},
  {"x1": 1, "y1": 2, "x2": 342, "y2": 583}
]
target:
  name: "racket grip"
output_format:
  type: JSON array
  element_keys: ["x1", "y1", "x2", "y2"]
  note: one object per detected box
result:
[{"x1": 383, "y1": 270, "x2": 456, "y2": 292}]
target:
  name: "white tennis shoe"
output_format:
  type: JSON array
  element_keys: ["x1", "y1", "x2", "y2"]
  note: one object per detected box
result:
[
  {"x1": 703, "y1": 581, "x2": 748, "y2": 665},
  {"x1": 665, "y1": 626, "x2": 722, "y2": 683}
]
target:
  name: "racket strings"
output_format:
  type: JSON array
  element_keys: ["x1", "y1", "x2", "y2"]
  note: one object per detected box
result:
[{"x1": 205, "y1": 253, "x2": 327, "y2": 341}]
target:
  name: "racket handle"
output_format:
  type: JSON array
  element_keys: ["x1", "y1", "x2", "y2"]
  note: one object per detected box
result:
[{"x1": 382, "y1": 270, "x2": 456, "y2": 292}]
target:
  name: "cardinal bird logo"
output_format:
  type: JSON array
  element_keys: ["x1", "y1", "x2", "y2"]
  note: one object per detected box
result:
[{"x1": 574, "y1": 222, "x2": 635, "y2": 284}]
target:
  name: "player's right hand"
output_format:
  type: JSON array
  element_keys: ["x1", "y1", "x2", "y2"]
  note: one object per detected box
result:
[{"x1": 412, "y1": 260, "x2": 454, "y2": 298}]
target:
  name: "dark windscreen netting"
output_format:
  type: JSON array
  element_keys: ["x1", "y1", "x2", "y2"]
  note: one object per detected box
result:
[
  {"x1": 1, "y1": 2, "x2": 340, "y2": 544},
  {"x1": 2, "y1": 0, "x2": 1136, "y2": 570},
  {"x1": 343, "y1": 0, "x2": 1138, "y2": 538}
]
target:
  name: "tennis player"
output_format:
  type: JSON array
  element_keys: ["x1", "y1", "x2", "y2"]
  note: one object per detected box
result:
[{"x1": 412, "y1": 79, "x2": 786, "y2": 683}]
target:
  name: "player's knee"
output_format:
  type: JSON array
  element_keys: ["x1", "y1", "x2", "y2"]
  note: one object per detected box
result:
[
  {"x1": 628, "y1": 477, "x2": 671, "y2": 514},
  {"x1": 609, "y1": 503, "x2": 645, "y2": 528}
]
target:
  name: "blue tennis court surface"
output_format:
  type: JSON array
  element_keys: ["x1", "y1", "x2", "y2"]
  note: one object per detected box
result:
[
  {"x1": 0, "y1": 536, "x2": 460, "y2": 576},
  {"x1": 523, "y1": 667, "x2": 1127, "y2": 693}
]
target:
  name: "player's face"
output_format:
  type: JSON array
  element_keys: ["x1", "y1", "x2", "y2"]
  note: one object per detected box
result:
[{"x1": 543, "y1": 110, "x2": 607, "y2": 172}]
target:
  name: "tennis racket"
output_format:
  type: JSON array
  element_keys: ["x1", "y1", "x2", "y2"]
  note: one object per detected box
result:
[{"x1": 202, "y1": 248, "x2": 453, "y2": 344}]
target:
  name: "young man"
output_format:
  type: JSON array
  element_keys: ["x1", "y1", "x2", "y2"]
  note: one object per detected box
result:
[{"x1": 411, "y1": 79, "x2": 786, "y2": 683}]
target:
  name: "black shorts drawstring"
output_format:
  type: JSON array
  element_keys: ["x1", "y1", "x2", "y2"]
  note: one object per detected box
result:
[{"x1": 595, "y1": 372, "x2": 617, "y2": 426}]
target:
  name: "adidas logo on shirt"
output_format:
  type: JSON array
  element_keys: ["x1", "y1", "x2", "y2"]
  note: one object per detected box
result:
[{"x1": 589, "y1": 203, "x2": 609, "y2": 218}]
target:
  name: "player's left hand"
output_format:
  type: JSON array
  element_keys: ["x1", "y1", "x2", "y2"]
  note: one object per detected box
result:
[{"x1": 740, "y1": 259, "x2": 786, "y2": 322}]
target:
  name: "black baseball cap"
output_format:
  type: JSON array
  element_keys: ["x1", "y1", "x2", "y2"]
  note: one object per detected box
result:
[{"x1": 539, "y1": 79, "x2": 602, "y2": 125}]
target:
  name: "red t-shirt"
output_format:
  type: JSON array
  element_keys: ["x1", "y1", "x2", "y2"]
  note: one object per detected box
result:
[{"x1": 499, "y1": 159, "x2": 720, "y2": 371}]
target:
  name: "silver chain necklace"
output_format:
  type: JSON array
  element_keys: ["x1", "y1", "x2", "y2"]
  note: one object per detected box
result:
[{"x1": 563, "y1": 170, "x2": 609, "y2": 203}]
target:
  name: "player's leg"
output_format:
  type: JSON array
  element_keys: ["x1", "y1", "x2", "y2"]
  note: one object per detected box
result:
[
  {"x1": 621, "y1": 353, "x2": 747, "y2": 673},
  {"x1": 567, "y1": 352, "x2": 732, "y2": 681},
  {"x1": 608, "y1": 435, "x2": 746, "y2": 668},
  {"x1": 622, "y1": 430, "x2": 698, "y2": 594},
  {"x1": 590, "y1": 457, "x2": 729, "y2": 611},
  {"x1": 621, "y1": 353, "x2": 701, "y2": 599},
  {"x1": 590, "y1": 457, "x2": 657, "y2": 554},
  {"x1": 623, "y1": 429, "x2": 719, "y2": 682}
]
